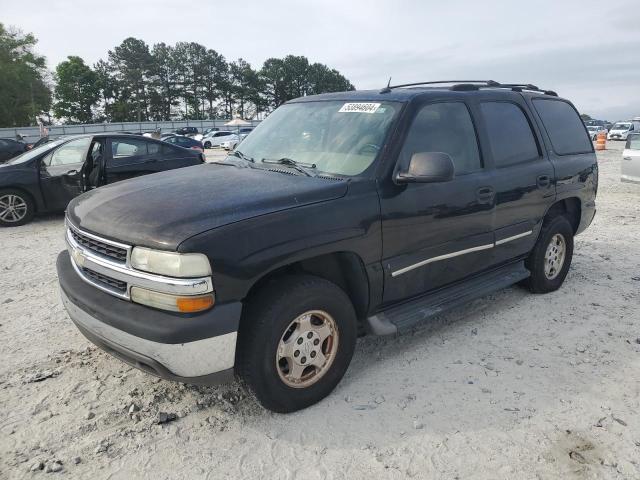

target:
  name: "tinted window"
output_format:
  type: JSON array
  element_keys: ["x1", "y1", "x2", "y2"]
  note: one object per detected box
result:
[
  {"x1": 400, "y1": 102, "x2": 481, "y2": 175},
  {"x1": 480, "y1": 102, "x2": 539, "y2": 167},
  {"x1": 148, "y1": 142, "x2": 161, "y2": 155},
  {"x1": 46, "y1": 137, "x2": 91, "y2": 166},
  {"x1": 112, "y1": 138, "x2": 148, "y2": 158},
  {"x1": 533, "y1": 99, "x2": 592, "y2": 155}
]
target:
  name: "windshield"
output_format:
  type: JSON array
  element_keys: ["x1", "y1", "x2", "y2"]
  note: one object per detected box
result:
[
  {"x1": 612, "y1": 122, "x2": 631, "y2": 130},
  {"x1": 6, "y1": 138, "x2": 67, "y2": 165},
  {"x1": 236, "y1": 101, "x2": 400, "y2": 176}
]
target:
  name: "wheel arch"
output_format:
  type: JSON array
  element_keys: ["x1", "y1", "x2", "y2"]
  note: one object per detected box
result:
[
  {"x1": 242, "y1": 251, "x2": 370, "y2": 328},
  {"x1": 543, "y1": 197, "x2": 581, "y2": 233}
]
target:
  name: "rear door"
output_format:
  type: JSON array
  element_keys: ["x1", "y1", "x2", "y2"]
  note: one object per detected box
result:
[
  {"x1": 622, "y1": 134, "x2": 640, "y2": 182},
  {"x1": 104, "y1": 137, "x2": 159, "y2": 183},
  {"x1": 39, "y1": 137, "x2": 91, "y2": 211},
  {"x1": 380, "y1": 100, "x2": 495, "y2": 303},
  {"x1": 473, "y1": 94, "x2": 555, "y2": 264}
]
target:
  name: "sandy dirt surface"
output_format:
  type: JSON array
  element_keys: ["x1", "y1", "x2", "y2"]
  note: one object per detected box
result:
[{"x1": 1, "y1": 142, "x2": 638, "y2": 479}]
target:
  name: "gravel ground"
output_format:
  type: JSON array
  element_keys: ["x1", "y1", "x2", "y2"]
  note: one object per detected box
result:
[{"x1": 0, "y1": 142, "x2": 638, "y2": 479}]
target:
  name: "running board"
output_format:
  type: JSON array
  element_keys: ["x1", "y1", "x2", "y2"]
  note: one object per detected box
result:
[{"x1": 366, "y1": 261, "x2": 530, "y2": 335}]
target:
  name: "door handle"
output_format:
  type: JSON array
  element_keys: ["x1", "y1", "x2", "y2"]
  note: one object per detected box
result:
[
  {"x1": 537, "y1": 175, "x2": 551, "y2": 188},
  {"x1": 65, "y1": 169, "x2": 78, "y2": 176},
  {"x1": 623, "y1": 156, "x2": 632, "y2": 161},
  {"x1": 476, "y1": 186, "x2": 495, "y2": 203}
]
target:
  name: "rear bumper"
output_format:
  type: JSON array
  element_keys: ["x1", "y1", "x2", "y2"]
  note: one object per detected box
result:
[{"x1": 57, "y1": 251, "x2": 241, "y2": 384}]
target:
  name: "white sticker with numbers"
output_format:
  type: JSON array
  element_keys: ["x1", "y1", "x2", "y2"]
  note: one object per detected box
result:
[{"x1": 338, "y1": 102, "x2": 381, "y2": 113}]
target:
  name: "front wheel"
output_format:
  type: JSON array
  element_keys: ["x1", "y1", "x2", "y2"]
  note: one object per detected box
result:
[
  {"x1": 204, "y1": 141, "x2": 211, "y2": 149},
  {"x1": 0, "y1": 189, "x2": 35, "y2": 227},
  {"x1": 236, "y1": 274, "x2": 357, "y2": 413},
  {"x1": 524, "y1": 215, "x2": 574, "y2": 293}
]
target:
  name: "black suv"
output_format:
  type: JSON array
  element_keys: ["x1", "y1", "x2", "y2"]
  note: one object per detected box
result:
[
  {"x1": 57, "y1": 81, "x2": 597, "y2": 413},
  {"x1": 0, "y1": 134, "x2": 204, "y2": 226}
]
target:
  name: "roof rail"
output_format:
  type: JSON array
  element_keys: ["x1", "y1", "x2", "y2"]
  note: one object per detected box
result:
[
  {"x1": 379, "y1": 80, "x2": 499, "y2": 93},
  {"x1": 380, "y1": 80, "x2": 557, "y2": 96}
]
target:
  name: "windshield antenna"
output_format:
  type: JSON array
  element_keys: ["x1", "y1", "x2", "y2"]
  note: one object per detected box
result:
[{"x1": 380, "y1": 77, "x2": 392, "y2": 94}]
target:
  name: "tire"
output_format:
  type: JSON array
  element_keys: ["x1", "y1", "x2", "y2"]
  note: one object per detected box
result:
[
  {"x1": 0, "y1": 189, "x2": 35, "y2": 227},
  {"x1": 204, "y1": 141, "x2": 211, "y2": 149},
  {"x1": 236, "y1": 274, "x2": 357, "y2": 413},
  {"x1": 523, "y1": 215, "x2": 574, "y2": 293}
]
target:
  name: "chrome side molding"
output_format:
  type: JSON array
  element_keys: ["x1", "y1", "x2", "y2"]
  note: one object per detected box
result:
[{"x1": 391, "y1": 230, "x2": 533, "y2": 277}]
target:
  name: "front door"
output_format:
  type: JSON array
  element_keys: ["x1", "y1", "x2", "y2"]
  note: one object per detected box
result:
[
  {"x1": 39, "y1": 137, "x2": 92, "y2": 211},
  {"x1": 379, "y1": 101, "x2": 495, "y2": 304}
]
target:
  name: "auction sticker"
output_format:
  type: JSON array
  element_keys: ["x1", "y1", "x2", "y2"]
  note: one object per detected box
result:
[{"x1": 338, "y1": 102, "x2": 381, "y2": 113}]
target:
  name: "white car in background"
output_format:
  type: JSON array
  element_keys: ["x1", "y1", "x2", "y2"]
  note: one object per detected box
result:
[
  {"x1": 193, "y1": 128, "x2": 218, "y2": 142},
  {"x1": 621, "y1": 133, "x2": 640, "y2": 184},
  {"x1": 201, "y1": 130, "x2": 236, "y2": 149},
  {"x1": 607, "y1": 119, "x2": 640, "y2": 141},
  {"x1": 586, "y1": 125, "x2": 607, "y2": 141}
]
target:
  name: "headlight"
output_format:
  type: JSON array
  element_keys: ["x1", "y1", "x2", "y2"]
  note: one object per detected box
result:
[{"x1": 130, "y1": 247, "x2": 211, "y2": 277}]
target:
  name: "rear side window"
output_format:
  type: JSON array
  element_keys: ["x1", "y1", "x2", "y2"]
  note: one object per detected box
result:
[
  {"x1": 533, "y1": 99, "x2": 592, "y2": 155},
  {"x1": 112, "y1": 139, "x2": 148, "y2": 158},
  {"x1": 480, "y1": 102, "x2": 539, "y2": 167},
  {"x1": 400, "y1": 102, "x2": 482, "y2": 175}
]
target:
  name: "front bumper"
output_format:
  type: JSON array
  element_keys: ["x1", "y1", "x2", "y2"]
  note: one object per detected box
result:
[{"x1": 57, "y1": 251, "x2": 241, "y2": 384}]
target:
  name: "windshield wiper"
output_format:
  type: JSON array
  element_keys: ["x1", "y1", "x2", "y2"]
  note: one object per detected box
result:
[
  {"x1": 229, "y1": 150, "x2": 255, "y2": 163},
  {"x1": 261, "y1": 157, "x2": 316, "y2": 177}
]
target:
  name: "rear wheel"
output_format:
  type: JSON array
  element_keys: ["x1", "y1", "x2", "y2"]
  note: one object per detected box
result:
[
  {"x1": 0, "y1": 189, "x2": 35, "y2": 227},
  {"x1": 524, "y1": 215, "x2": 574, "y2": 293},
  {"x1": 237, "y1": 274, "x2": 357, "y2": 413},
  {"x1": 204, "y1": 141, "x2": 211, "y2": 149}
]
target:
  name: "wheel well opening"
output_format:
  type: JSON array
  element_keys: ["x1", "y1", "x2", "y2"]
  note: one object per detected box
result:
[
  {"x1": 244, "y1": 252, "x2": 370, "y2": 328},
  {"x1": 545, "y1": 198, "x2": 581, "y2": 233}
]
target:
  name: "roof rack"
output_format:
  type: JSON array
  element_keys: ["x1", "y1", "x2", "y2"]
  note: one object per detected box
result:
[{"x1": 380, "y1": 80, "x2": 557, "y2": 96}]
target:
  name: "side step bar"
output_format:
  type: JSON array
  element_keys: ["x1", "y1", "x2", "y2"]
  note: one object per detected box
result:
[{"x1": 366, "y1": 261, "x2": 530, "y2": 335}]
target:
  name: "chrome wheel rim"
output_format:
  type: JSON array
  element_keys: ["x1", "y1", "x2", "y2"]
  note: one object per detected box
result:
[
  {"x1": 276, "y1": 310, "x2": 339, "y2": 389},
  {"x1": 544, "y1": 233, "x2": 566, "y2": 280},
  {"x1": 0, "y1": 194, "x2": 28, "y2": 223}
]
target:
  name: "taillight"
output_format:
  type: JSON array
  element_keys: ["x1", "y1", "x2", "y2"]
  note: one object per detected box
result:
[{"x1": 191, "y1": 146, "x2": 203, "y2": 152}]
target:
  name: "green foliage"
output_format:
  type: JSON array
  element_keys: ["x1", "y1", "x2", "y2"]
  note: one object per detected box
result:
[
  {"x1": 53, "y1": 56, "x2": 99, "y2": 123},
  {"x1": 1, "y1": 24, "x2": 356, "y2": 126},
  {"x1": 0, "y1": 23, "x2": 51, "y2": 127}
]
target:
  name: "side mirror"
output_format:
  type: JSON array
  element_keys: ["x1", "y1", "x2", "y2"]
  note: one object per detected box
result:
[{"x1": 394, "y1": 152, "x2": 455, "y2": 184}]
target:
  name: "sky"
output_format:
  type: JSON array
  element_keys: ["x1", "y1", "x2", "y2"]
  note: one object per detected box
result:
[{"x1": 1, "y1": 0, "x2": 639, "y2": 121}]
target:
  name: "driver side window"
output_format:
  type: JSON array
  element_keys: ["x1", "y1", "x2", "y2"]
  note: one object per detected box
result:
[
  {"x1": 399, "y1": 102, "x2": 482, "y2": 175},
  {"x1": 45, "y1": 137, "x2": 92, "y2": 166}
]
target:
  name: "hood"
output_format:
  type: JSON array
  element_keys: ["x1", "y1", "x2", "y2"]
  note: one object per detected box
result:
[{"x1": 67, "y1": 163, "x2": 348, "y2": 250}]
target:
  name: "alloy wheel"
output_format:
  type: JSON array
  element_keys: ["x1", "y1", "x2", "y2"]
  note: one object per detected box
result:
[
  {"x1": 544, "y1": 233, "x2": 566, "y2": 280},
  {"x1": 0, "y1": 194, "x2": 28, "y2": 223},
  {"x1": 276, "y1": 310, "x2": 339, "y2": 388}
]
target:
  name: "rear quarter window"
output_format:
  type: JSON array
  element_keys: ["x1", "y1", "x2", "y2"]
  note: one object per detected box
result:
[{"x1": 532, "y1": 99, "x2": 592, "y2": 155}]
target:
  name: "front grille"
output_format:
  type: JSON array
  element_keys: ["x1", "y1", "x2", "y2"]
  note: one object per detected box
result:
[
  {"x1": 82, "y1": 267, "x2": 127, "y2": 293},
  {"x1": 70, "y1": 229, "x2": 127, "y2": 263}
]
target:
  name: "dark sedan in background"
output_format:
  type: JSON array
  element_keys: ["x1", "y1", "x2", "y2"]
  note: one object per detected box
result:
[
  {"x1": 0, "y1": 133, "x2": 204, "y2": 226},
  {"x1": 0, "y1": 138, "x2": 28, "y2": 163},
  {"x1": 163, "y1": 135, "x2": 204, "y2": 151}
]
